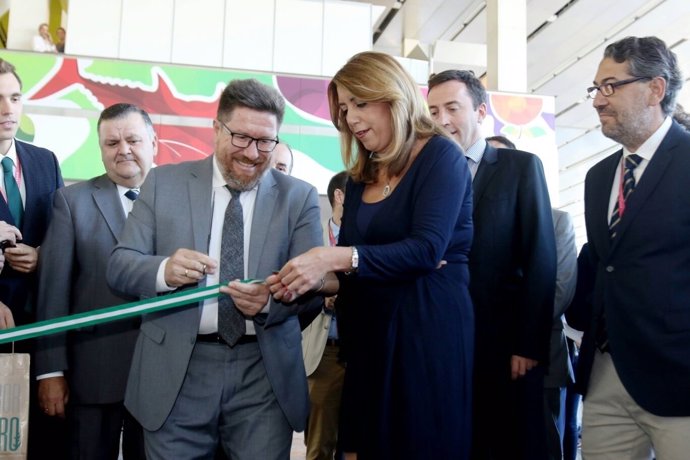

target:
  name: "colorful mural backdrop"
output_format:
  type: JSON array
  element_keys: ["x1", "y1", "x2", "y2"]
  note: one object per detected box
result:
[{"x1": 0, "y1": 50, "x2": 557, "y2": 196}]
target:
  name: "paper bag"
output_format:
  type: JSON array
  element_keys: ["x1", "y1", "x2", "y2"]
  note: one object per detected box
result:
[{"x1": 0, "y1": 353, "x2": 29, "y2": 459}]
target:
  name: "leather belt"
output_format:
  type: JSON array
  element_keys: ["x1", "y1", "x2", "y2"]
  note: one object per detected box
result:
[
  {"x1": 325, "y1": 338, "x2": 340, "y2": 347},
  {"x1": 196, "y1": 333, "x2": 258, "y2": 346}
]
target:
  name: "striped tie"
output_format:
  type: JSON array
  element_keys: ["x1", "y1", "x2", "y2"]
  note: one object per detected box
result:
[{"x1": 609, "y1": 154, "x2": 642, "y2": 239}]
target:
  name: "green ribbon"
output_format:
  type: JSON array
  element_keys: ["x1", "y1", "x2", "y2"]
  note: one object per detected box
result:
[{"x1": 0, "y1": 284, "x2": 221, "y2": 345}]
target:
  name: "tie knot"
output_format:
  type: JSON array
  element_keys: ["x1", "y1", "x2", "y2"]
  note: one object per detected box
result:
[
  {"x1": 625, "y1": 154, "x2": 642, "y2": 170},
  {"x1": 225, "y1": 185, "x2": 241, "y2": 199},
  {"x1": 125, "y1": 189, "x2": 139, "y2": 201},
  {"x1": 1, "y1": 157, "x2": 14, "y2": 173}
]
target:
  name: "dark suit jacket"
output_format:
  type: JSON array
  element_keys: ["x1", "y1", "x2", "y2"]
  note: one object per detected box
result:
[
  {"x1": 34, "y1": 175, "x2": 140, "y2": 404},
  {"x1": 0, "y1": 140, "x2": 63, "y2": 323},
  {"x1": 107, "y1": 157, "x2": 323, "y2": 432},
  {"x1": 580, "y1": 121, "x2": 690, "y2": 416},
  {"x1": 470, "y1": 145, "x2": 556, "y2": 369}
]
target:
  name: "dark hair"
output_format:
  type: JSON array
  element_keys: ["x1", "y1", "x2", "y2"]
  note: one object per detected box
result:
[
  {"x1": 603, "y1": 36, "x2": 683, "y2": 116},
  {"x1": 673, "y1": 103, "x2": 690, "y2": 131},
  {"x1": 217, "y1": 78, "x2": 285, "y2": 127},
  {"x1": 486, "y1": 135, "x2": 516, "y2": 149},
  {"x1": 0, "y1": 59, "x2": 22, "y2": 90},
  {"x1": 97, "y1": 103, "x2": 155, "y2": 138},
  {"x1": 427, "y1": 69, "x2": 487, "y2": 109},
  {"x1": 327, "y1": 171, "x2": 348, "y2": 207}
]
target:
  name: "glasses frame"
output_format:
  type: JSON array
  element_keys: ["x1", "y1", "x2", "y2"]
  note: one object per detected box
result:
[
  {"x1": 586, "y1": 76, "x2": 652, "y2": 100},
  {"x1": 216, "y1": 119, "x2": 279, "y2": 153}
]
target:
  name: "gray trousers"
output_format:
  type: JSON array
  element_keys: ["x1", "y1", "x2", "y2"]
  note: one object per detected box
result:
[{"x1": 144, "y1": 341, "x2": 292, "y2": 460}]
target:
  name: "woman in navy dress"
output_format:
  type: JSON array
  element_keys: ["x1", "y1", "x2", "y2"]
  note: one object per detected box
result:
[{"x1": 269, "y1": 51, "x2": 474, "y2": 459}]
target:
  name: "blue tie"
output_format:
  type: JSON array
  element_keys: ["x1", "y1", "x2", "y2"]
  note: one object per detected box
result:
[
  {"x1": 124, "y1": 189, "x2": 139, "y2": 201},
  {"x1": 2, "y1": 157, "x2": 23, "y2": 229},
  {"x1": 218, "y1": 187, "x2": 246, "y2": 346}
]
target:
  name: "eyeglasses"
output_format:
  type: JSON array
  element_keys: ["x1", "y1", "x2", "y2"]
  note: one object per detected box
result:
[
  {"x1": 586, "y1": 76, "x2": 652, "y2": 99},
  {"x1": 216, "y1": 119, "x2": 279, "y2": 153}
]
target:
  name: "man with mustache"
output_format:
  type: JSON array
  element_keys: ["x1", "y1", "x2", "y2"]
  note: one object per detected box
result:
[
  {"x1": 107, "y1": 78, "x2": 323, "y2": 459},
  {"x1": 576, "y1": 36, "x2": 690, "y2": 458}
]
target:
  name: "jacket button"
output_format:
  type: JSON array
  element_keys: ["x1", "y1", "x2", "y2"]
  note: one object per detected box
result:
[{"x1": 606, "y1": 266, "x2": 614, "y2": 272}]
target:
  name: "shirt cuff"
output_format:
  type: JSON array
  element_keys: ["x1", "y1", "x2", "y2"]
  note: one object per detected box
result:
[
  {"x1": 37, "y1": 371, "x2": 64, "y2": 380},
  {"x1": 156, "y1": 257, "x2": 176, "y2": 292}
]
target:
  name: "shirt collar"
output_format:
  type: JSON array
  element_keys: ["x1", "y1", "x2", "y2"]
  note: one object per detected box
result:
[
  {"x1": 465, "y1": 137, "x2": 486, "y2": 164},
  {"x1": 3, "y1": 139, "x2": 18, "y2": 165}
]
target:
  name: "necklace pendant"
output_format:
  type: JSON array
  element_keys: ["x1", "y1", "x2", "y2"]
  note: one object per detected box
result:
[{"x1": 382, "y1": 184, "x2": 391, "y2": 197}]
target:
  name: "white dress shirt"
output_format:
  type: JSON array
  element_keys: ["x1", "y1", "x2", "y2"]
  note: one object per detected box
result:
[{"x1": 0, "y1": 139, "x2": 26, "y2": 208}]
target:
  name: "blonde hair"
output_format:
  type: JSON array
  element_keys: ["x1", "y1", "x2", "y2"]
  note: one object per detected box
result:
[{"x1": 328, "y1": 51, "x2": 446, "y2": 183}]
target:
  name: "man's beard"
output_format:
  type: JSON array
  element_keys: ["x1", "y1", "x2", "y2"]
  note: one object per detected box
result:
[{"x1": 223, "y1": 167, "x2": 268, "y2": 191}]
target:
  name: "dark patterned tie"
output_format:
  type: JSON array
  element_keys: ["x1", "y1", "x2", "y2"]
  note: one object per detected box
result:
[
  {"x1": 218, "y1": 186, "x2": 246, "y2": 346},
  {"x1": 2, "y1": 157, "x2": 23, "y2": 229},
  {"x1": 124, "y1": 189, "x2": 139, "y2": 201},
  {"x1": 608, "y1": 154, "x2": 642, "y2": 239}
]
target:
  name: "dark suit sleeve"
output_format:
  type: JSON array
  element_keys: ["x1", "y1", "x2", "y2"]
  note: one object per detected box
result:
[
  {"x1": 355, "y1": 142, "x2": 469, "y2": 281},
  {"x1": 35, "y1": 188, "x2": 74, "y2": 374},
  {"x1": 514, "y1": 155, "x2": 557, "y2": 361}
]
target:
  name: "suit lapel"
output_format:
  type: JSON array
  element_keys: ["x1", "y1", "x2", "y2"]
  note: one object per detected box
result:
[
  {"x1": 92, "y1": 175, "x2": 125, "y2": 239},
  {"x1": 13, "y1": 142, "x2": 37, "y2": 231},
  {"x1": 472, "y1": 144, "x2": 499, "y2": 208},
  {"x1": 187, "y1": 157, "x2": 214, "y2": 253},
  {"x1": 590, "y1": 151, "x2": 621, "y2": 256},
  {"x1": 248, "y1": 172, "x2": 278, "y2": 278}
]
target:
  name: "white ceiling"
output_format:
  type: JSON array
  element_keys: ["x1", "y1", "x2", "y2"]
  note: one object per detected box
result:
[{"x1": 352, "y1": 0, "x2": 690, "y2": 243}]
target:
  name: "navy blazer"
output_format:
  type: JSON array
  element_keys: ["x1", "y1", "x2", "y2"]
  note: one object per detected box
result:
[
  {"x1": 470, "y1": 145, "x2": 556, "y2": 366},
  {"x1": 580, "y1": 121, "x2": 690, "y2": 416},
  {"x1": 0, "y1": 139, "x2": 63, "y2": 321}
]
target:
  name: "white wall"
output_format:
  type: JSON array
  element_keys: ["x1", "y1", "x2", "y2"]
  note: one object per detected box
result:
[
  {"x1": 6, "y1": 0, "x2": 50, "y2": 51},
  {"x1": 65, "y1": 0, "x2": 376, "y2": 77}
]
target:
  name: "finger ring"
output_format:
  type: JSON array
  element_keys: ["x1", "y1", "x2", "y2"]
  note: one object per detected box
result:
[
  {"x1": 201, "y1": 264, "x2": 207, "y2": 275},
  {"x1": 184, "y1": 269, "x2": 189, "y2": 277}
]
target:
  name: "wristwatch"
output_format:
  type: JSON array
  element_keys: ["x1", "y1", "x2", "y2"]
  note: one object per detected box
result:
[{"x1": 350, "y1": 246, "x2": 359, "y2": 273}]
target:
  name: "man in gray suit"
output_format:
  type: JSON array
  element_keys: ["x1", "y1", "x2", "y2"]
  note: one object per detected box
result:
[
  {"x1": 544, "y1": 208, "x2": 577, "y2": 460},
  {"x1": 35, "y1": 103, "x2": 155, "y2": 459},
  {"x1": 107, "y1": 78, "x2": 323, "y2": 459}
]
